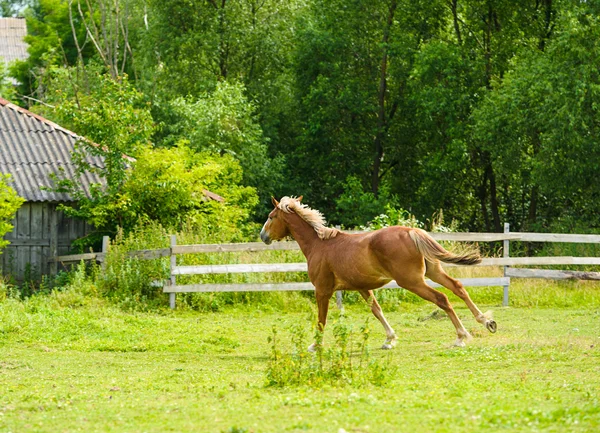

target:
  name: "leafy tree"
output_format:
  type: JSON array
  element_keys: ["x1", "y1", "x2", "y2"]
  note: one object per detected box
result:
[
  {"x1": 0, "y1": 174, "x2": 25, "y2": 251},
  {"x1": 0, "y1": 0, "x2": 29, "y2": 17},
  {"x1": 334, "y1": 176, "x2": 399, "y2": 228},
  {"x1": 11, "y1": 0, "x2": 92, "y2": 99},
  {"x1": 163, "y1": 81, "x2": 283, "y2": 214},
  {"x1": 408, "y1": 41, "x2": 484, "y2": 227},
  {"x1": 473, "y1": 5, "x2": 600, "y2": 230},
  {"x1": 288, "y1": 0, "x2": 447, "y2": 219}
]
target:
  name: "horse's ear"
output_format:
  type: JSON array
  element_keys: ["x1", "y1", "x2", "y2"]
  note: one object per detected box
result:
[
  {"x1": 271, "y1": 196, "x2": 279, "y2": 207},
  {"x1": 297, "y1": 195, "x2": 303, "y2": 203}
]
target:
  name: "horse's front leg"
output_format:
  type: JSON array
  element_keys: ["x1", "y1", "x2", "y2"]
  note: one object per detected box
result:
[
  {"x1": 308, "y1": 289, "x2": 332, "y2": 352},
  {"x1": 359, "y1": 290, "x2": 397, "y2": 349}
]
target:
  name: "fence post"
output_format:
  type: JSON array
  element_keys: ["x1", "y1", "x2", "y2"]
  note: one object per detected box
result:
[
  {"x1": 336, "y1": 291, "x2": 344, "y2": 312},
  {"x1": 334, "y1": 225, "x2": 344, "y2": 312},
  {"x1": 503, "y1": 223, "x2": 510, "y2": 307},
  {"x1": 101, "y1": 236, "x2": 109, "y2": 270},
  {"x1": 169, "y1": 235, "x2": 177, "y2": 309}
]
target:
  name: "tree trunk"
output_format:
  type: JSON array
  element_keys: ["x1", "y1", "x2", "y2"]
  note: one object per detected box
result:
[
  {"x1": 479, "y1": 165, "x2": 491, "y2": 232},
  {"x1": 371, "y1": 0, "x2": 398, "y2": 196},
  {"x1": 450, "y1": 0, "x2": 462, "y2": 45},
  {"x1": 487, "y1": 160, "x2": 501, "y2": 232}
]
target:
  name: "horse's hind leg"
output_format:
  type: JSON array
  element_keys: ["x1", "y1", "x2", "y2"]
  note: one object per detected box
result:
[
  {"x1": 403, "y1": 280, "x2": 472, "y2": 346},
  {"x1": 359, "y1": 290, "x2": 397, "y2": 349},
  {"x1": 425, "y1": 261, "x2": 497, "y2": 333}
]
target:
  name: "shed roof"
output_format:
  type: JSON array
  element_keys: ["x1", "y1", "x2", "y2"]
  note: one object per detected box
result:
[
  {"x1": 0, "y1": 17, "x2": 28, "y2": 65},
  {"x1": 0, "y1": 98, "x2": 105, "y2": 202}
]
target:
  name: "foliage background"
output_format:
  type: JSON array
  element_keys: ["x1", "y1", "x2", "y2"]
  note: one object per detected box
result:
[{"x1": 2, "y1": 0, "x2": 600, "y2": 240}]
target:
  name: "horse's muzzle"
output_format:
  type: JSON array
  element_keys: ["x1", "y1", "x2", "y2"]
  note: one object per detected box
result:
[{"x1": 260, "y1": 230, "x2": 272, "y2": 245}]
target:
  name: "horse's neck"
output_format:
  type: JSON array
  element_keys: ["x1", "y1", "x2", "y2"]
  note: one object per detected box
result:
[{"x1": 285, "y1": 213, "x2": 320, "y2": 258}]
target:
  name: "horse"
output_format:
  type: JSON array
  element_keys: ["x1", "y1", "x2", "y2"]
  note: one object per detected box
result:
[{"x1": 260, "y1": 196, "x2": 497, "y2": 351}]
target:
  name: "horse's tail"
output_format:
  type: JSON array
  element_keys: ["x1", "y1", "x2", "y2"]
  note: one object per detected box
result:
[{"x1": 408, "y1": 228, "x2": 482, "y2": 266}]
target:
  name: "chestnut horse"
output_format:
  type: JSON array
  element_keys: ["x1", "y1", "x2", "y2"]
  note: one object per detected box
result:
[{"x1": 260, "y1": 196, "x2": 497, "y2": 350}]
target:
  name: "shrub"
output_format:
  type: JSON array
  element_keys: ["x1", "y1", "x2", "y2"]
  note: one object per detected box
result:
[{"x1": 0, "y1": 174, "x2": 24, "y2": 252}]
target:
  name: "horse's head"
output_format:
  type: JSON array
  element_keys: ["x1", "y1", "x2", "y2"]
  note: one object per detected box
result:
[{"x1": 260, "y1": 196, "x2": 302, "y2": 244}]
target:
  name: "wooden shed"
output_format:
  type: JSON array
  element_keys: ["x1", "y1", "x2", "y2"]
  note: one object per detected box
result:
[{"x1": 0, "y1": 98, "x2": 105, "y2": 281}]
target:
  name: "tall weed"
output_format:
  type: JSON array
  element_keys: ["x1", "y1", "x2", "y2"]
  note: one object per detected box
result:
[{"x1": 266, "y1": 317, "x2": 396, "y2": 388}]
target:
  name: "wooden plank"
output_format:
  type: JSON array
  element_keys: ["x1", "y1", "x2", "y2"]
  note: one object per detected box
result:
[
  {"x1": 56, "y1": 207, "x2": 69, "y2": 243},
  {"x1": 41, "y1": 203, "x2": 49, "y2": 276},
  {"x1": 172, "y1": 263, "x2": 308, "y2": 275},
  {"x1": 510, "y1": 232, "x2": 600, "y2": 244},
  {"x1": 128, "y1": 248, "x2": 170, "y2": 259},
  {"x1": 477, "y1": 257, "x2": 600, "y2": 266},
  {"x1": 164, "y1": 277, "x2": 511, "y2": 293},
  {"x1": 30, "y1": 204, "x2": 44, "y2": 278},
  {"x1": 430, "y1": 232, "x2": 600, "y2": 243},
  {"x1": 383, "y1": 278, "x2": 510, "y2": 289},
  {"x1": 165, "y1": 282, "x2": 315, "y2": 293},
  {"x1": 51, "y1": 253, "x2": 98, "y2": 263},
  {"x1": 49, "y1": 204, "x2": 58, "y2": 275},
  {"x1": 172, "y1": 241, "x2": 301, "y2": 254},
  {"x1": 430, "y1": 232, "x2": 520, "y2": 242},
  {"x1": 506, "y1": 268, "x2": 600, "y2": 281},
  {"x1": 68, "y1": 211, "x2": 77, "y2": 241}
]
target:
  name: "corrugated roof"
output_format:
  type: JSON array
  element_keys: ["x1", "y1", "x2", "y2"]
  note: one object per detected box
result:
[
  {"x1": 0, "y1": 18, "x2": 28, "y2": 65},
  {"x1": 0, "y1": 98, "x2": 106, "y2": 202}
]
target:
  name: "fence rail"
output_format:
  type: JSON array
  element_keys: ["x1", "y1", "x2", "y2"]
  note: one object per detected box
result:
[{"x1": 50, "y1": 225, "x2": 600, "y2": 309}]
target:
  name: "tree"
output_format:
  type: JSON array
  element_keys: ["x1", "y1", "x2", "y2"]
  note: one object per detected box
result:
[
  {"x1": 0, "y1": 0, "x2": 29, "y2": 17},
  {"x1": 11, "y1": 0, "x2": 92, "y2": 100},
  {"x1": 162, "y1": 81, "x2": 283, "y2": 215},
  {"x1": 473, "y1": 5, "x2": 600, "y2": 231},
  {"x1": 288, "y1": 0, "x2": 447, "y2": 219}
]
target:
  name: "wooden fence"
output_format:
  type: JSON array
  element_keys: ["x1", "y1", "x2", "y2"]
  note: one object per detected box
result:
[{"x1": 51, "y1": 224, "x2": 600, "y2": 309}]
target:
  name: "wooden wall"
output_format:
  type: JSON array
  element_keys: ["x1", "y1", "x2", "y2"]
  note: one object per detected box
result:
[{"x1": 1, "y1": 202, "x2": 93, "y2": 281}]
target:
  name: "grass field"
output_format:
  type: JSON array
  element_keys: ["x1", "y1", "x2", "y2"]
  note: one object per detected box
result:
[{"x1": 1, "y1": 282, "x2": 599, "y2": 433}]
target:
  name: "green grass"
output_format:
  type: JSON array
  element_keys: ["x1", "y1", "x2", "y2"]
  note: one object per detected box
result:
[{"x1": 1, "y1": 283, "x2": 600, "y2": 433}]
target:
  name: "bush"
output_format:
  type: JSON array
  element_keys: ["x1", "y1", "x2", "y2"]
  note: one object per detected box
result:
[
  {"x1": 334, "y1": 176, "x2": 400, "y2": 228},
  {"x1": 0, "y1": 174, "x2": 24, "y2": 252}
]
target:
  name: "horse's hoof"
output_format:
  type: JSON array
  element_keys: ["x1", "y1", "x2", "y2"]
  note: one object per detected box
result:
[
  {"x1": 453, "y1": 339, "x2": 466, "y2": 347},
  {"x1": 381, "y1": 343, "x2": 394, "y2": 350},
  {"x1": 486, "y1": 320, "x2": 497, "y2": 333},
  {"x1": 308, "y1": 343, "x2": 318, "y2": 353}
]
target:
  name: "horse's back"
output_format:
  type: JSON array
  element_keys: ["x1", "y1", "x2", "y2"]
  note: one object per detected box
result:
[{"x1": 316, "y1": 226, "x2": 423, "y2": 290}]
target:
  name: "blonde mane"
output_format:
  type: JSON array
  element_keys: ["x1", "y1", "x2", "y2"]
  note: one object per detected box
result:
[{"x1": 278, "y1": 196, "x2": 339, "y2": 240}]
